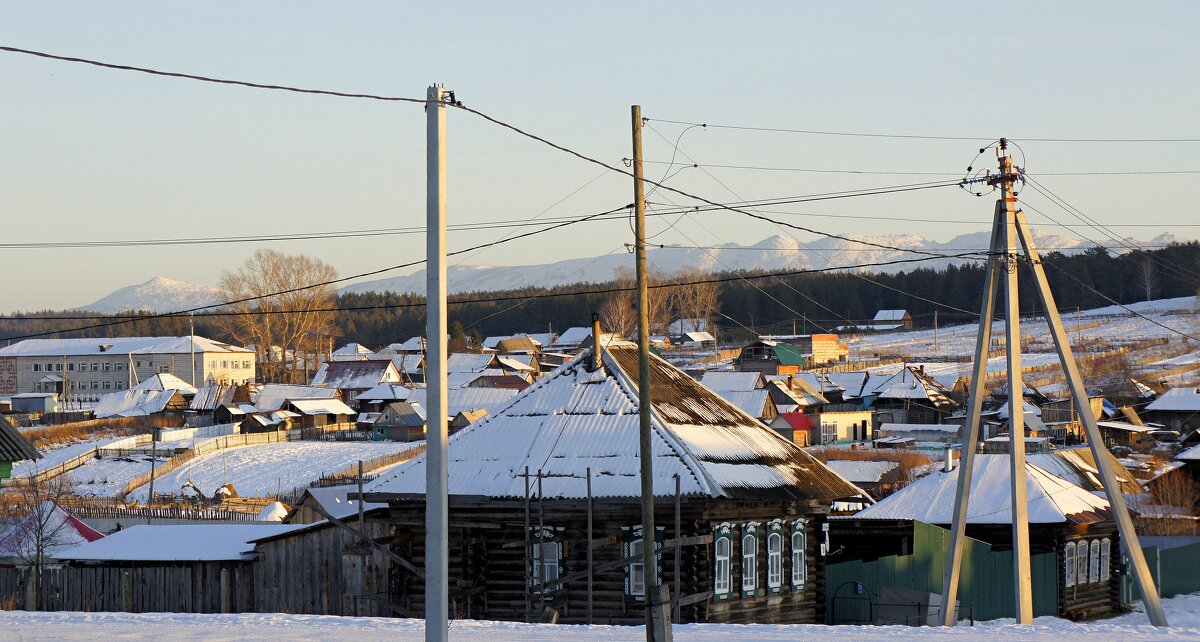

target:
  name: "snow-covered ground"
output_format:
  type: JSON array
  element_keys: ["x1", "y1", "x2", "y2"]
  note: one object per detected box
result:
[
  {"x1": 125, "y1": 441, "x2": 418, "y2": 500},
  {"x1": 1, "y1": 595, "x2": 1198, "y2": 640},
  {"x1": 11, "y1": 439, "x2": 106, "y2": 477},
  {"x1": 68, "y1": 453, "x2": 168, "y2": 497}
]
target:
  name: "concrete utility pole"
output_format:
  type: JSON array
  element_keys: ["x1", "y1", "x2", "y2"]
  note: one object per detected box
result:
[
  {"x1": 190, "y1": 315, "x2": 196, "y2": 388},
  {"x1": 940, "y1": 140, "x2": 1168, "y2": 626},
  {"x1": 631, "y1": 105, "x2": 671, "y2": 642},
  {"x1": 425, "y1": 83, "x2": 451, "y2": 642}
]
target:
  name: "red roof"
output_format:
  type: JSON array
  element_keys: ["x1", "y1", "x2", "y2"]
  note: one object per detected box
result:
[{"x1": 778, "y1": 411, "x2": 815, "y2": 431}]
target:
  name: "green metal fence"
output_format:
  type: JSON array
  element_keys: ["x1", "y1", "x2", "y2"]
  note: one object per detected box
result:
[
  {"x1": 827, "y1": 521, "x2": 1058, "y2": 623},
  {"x1": 1124, "y1": 540, "x2": 1200, "y2": 602}
]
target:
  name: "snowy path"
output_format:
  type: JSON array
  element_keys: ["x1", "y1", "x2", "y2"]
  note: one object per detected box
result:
[
  {"x1": 125, "y1": 441, "x2": 417, "y2": 500},
  {"x1": 2, "y1": 595, "x2": 1199, "y2": 641}
]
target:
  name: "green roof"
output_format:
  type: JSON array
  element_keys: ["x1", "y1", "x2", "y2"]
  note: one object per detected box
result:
[{"x1": 772, "y1": 343, "x2": 809, "y2": 366}]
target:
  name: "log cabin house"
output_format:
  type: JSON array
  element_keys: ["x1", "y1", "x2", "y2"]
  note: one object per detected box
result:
[{"x1": 363, "y1": 340, "x2": 864, "y2": 625}]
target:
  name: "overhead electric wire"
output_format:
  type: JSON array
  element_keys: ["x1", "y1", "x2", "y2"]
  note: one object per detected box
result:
[
  {"x1": 1039, "y1": 264, "x2": 1200, "y2": 343},
  {"x1": 642, "y1": 159, "x2": 1200, "y2": 178},
  {"x1": 0, "y1": 253, "x2": 981, "y2": 339},
  {"x1": 644, "y1": 117, "x2": 1200, "y2": 144}
]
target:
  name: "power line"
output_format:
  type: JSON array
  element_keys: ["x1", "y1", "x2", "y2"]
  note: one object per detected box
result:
[
  {"x1": 0, "y1": 45, "x2": 425, "y2": 104},
  {"x1": 1040, "y1": 264, "x2": 1200, "y2": 343},
  {"x1": 0, "y1": 253, "x2": 980, "y2": 339},
  {"x1": 642, "y1": 159, "x2": 1200, "y2": 177},
  {"x1": 644, "y1": 118, "x2": 1200, "y2": 144}
]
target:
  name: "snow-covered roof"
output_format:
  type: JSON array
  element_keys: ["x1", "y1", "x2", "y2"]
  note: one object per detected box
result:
[
  {"x1": 0, "y1": 416, "x2": 40, "y2": 462},
  {"x1": 355, "y1": 383, "x2": 414, "y2": 403},
  {"x1": 1096, "y1": 420, "x2": 1155, "y2": 433},
  {"x1": 331, "y1": 343, "x2": 375, "y2": 359},
  {"x1": 1025, "y1": 448, "x2": 1143, "y2": 495},
  {"x1": 0, "y1": 336, "x2": 251, "y2": 357},
  {"x1": 311, "y1": 360, "x2": 400, "y2": 390},
  {"x1": 299, "y1": 485, "x2": 387, "y2": 521},
  {"x1": 997, "y1": 400, "x2": 1043, "y2": 419},
  {"x1": 551, "y1": 326, "x2": 592, "y2": 348},
  {"x1": 93, "y1": 389, "x2": 181, "y2": 418},
  {"x1": 189, "y1": 384, "x2": 238, "y2": 411},
  {"x1": 1145, "y1": 387, "x2": 1200, "y2": 412},
  {"x1": 0, "y1": 501, "x2": 104, "y2": 559},
  {"x1": 253, "y1": 384, "x2": 340, "y2": 412},
  {"x1": 256, "y1": 501, "x2": 289, "y2": 522},
  {"x1": 446, "y1": 353, "x2": 498, "y2": 373},
  {"x1": 873, "y1": 310, "x2": 909, "y2": 322},
  {"x1": 682, "y1": 331, "x2": 716, "y2": 343},
  {"x1": 131, "y1": 372, "x2": 197, "y2": 394},
  {"x1": 286, "y1": 398, "x2": 356, "y2": 416},
  {"x1": 869, "y1": 367, "x2": 956, "y2": 407},
  {"x1": 844, "y1": 455, "x2": 1112, "y2": 525},
  {"x1": 367, "y1": 345, "x2": 861, "y2": 501},
  {"x1": 379, "y1": 337, "x2": 425, "y2": 354},
  {"x1": 701, "y1": 371, "x2": 764, "y2": 392},
  {"x1": 712, "y1": 390, "x2": 772, "y2": 419},
  {"x1": 879, "y1": 422, "x2": 960, "y2": 434},
  {"x1": 824, "y1": 460, "x2": 900, "y2": 483},
  {"x1": 407, "y1": 386, "x2": 520, "y2": 417},
  {"x1": 54, "y1": 524, "x2": 305, "y2": 562},
  {"x1": 496, "y1": 356, "x2": 536, "y2": 372},
  {"x1": 1179, "y1": 443, "x2": 1200, "y2": 461}
]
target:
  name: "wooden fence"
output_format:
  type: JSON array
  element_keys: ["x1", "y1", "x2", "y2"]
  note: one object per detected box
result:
[{"x1": 0, "y1": 563, "x2": 250, "y2": 613}]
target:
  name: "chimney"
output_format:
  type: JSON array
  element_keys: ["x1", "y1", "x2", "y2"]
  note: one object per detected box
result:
[
  {"x1": 786, "y1": 374, "x2": 794, "y2": 390},
  {"x1": 589, "y1": 312, "x2": 604, "y2": 373},
  {"x1": 918, "y1": 364, "x2": 925, "y2": 376},
  {"x1": 944, "y1": 446, "x2": 955, "y2": 473}
]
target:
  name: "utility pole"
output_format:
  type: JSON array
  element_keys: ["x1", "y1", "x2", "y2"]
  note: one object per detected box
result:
[
  {"x1": 933, "y1": 310, "x2": 939, "y2": 356},
  {"x1": 631, "y1": 105, "x2": 670, "y2": 642},
  {"x1": 190, "y1": 315, "x2": 196, "y2": 388},
  {"x1": 940, "y1": 140, "x2": 1168, "y2": 627},
  {"x1": 425, "y1": 83, "x2": 451, "y2": 642}
]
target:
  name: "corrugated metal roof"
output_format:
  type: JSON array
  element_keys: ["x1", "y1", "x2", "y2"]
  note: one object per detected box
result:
[
  {"x1": 870, "y1": 367, "x2": 957, "y2": 407},
  {"x1": 446, "y1": 353, "x2": 499, "y2": 373},
  {"x1": 0, "y1": 416, "x2": 40, "y2": 462},
  {"x1": 0, "y1": 336, "x2": 250, "y2": 357},
  {"x1": 310, "y1": 360, "x2": 399, "y2": 390},
  {"x1": 844, "y1": 455, "x2": 1112, "y2": 525},
  {"x1": 253, "y1": 384, "x2": 339, "y2": 412},
  {"x1": 368, "y1": 345, "x2": 860, "y2": 502},
  {"x1": 287, "y1": 398, "x2": 355, "y2": 415},
  {"x1": 701, "y1": 371, "x2": 763, "y2": 392},
  {"x1": 93, "y1": 390, "x2": 181, "y2": 418},
  {"x1": 189, "y1": 384, "x2": 237, "y2": 411},
  {"x1": 131, "y1": 373, "x2": 197, "y2": 394}
]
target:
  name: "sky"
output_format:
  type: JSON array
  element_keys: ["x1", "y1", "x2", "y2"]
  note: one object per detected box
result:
[{"x1": 0, "y1": 1, "x2": 1197, "y2": 312}]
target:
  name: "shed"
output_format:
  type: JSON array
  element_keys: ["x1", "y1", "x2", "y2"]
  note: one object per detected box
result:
[
  {"x1": 10, "y1": 392, "x2": 57, "y2": 414},
  {"x1": 284, "y1": 398, "x2": 356, "y2": 429},
  {"x1": 871, "y1": 310, "x2": 912, "y2": 331},
  {"x1": 372, "y1": 401, "x2": 426, "y2": 442}
]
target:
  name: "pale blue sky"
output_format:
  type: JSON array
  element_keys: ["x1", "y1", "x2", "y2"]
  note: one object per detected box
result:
[{"x1": 1, "y1": 1, "x2": 1197, "y2": 311}]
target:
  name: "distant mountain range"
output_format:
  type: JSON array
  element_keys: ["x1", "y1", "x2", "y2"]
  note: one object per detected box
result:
[
  {"x1": 74, "y1": 276, "x2": 225, "y2": 313},
  {"x1": 74, "y1": 232, "x2": 1186, "y2": 312}
]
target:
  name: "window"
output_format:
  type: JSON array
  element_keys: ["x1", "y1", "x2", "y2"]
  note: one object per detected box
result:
[
  {"x1": 91, "y1": 382, "x2": 98, "y2": 390},
  {"x1": 116, "y1": 363, "x2": 125, "y2": 371},
  {"x1": 91, "y1": 363, "x2": 98, "y2": 371},
  {"x1": 67, "y1": 363, "x2": 75, "y2": 371},
  {"x1": 1089, "y1": 539, "x2": 1101, "y2": 583},
  {"x1": 629, "y1": 539, "x2": 645, "y2": 597},
  {"x1": 741, "y1": 521, "x2": 760, "y2": 597},
  {"x1": 623, "y1": 525, "x2": 662, "y2": 603},
  {"x1": 530, "y1": 541, "x2": 561, "y2": 592},
  {"x1": 55, "y1": 363, "x2": 62, "y2": 372},
  {"x1": 714, "y1": 523, "x2": 733, "y2": 600},
  {"x1": 1075, "y1": 540, "x2": 1088, "y2": 586},
  {"x1": 103, "y1": 363, "x2": 112, "y2": 372},
  {"x1": 45, "y1": 363, "x2": 52, "y2": 371},
  {"x1": 32, "y1": 364, "x2": 40, "y2": 372},
  {"x1": 767, "y1": 532, "x2": 783, "y2": 591},
  {"x1": 222, "y1": 360, "x2": 228, "y2": 369},
  {"x1": 160, "y1": 366, "x2": 170, "y2": 373},
  {"x1": 80, "y1": 363, "x2": 88, "y2": 372},
  {"x1": 791, "y1": 519, "x2": 808, "y2": 590},
  {"x1": 1064, "y1": 542, "x2": 1076, "y2": 588},
  {"x1": 1100, "y1": 538, "x2": 1111, "y2": 581},
  {"x1": 104, "y1": 381, "x2": 112, "y2": 390}
]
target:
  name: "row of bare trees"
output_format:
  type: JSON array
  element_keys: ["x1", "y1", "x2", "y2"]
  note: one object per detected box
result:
[
  {"x1": 598, "y1": 266, "x2": 721, "y2": 341},
  {"x1": 216, "y1": 249, "x2": 338, "y2": 384}
]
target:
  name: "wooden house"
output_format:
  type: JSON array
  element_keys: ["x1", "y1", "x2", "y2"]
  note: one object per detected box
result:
[
  {"x1": 372, "y1": 401, "x2": 426, "y2": 442},
  {"x1": 310, "y1": 360, "x2": 401, "y2": 400},
  {"x1": 363, "y1": 342, "x2": 863, "y2": 625},
  {"x1": 866, "y1": 365, "x2": 959, "y2": 426},
  {"x1": 283, "y1": 398, "x2": 356, "y2": 429},
  {"x1": 1143, "y1": 387, "x2": 1200, "y2": 433},
  {"x1": 871, "y1": 310, "x2": 912, "y2": 331},
  {"x1": 734, "y1": 340, "x2": 810, "y2": 376},
  {"x1": 831, "y1": 455, "x2": 1123, "y2": 620}
]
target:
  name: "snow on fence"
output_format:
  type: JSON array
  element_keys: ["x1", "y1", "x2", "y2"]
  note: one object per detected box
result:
[
  {"x1": 315, "y1": 443, "x2": 427, "y2": 487},
  {"x1": 7, "y1": 434, "x2": 155, "y2": 487}
]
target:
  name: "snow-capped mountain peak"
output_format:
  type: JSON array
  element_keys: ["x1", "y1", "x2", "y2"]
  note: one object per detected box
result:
[{"x1": 74, "y1": 277, "x2": 225, "y2": 313}]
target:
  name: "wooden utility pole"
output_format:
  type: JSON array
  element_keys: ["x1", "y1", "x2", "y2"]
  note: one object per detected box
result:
[
  {"x1": 631, "y1": 105, "x2": 671, "y2": 642},
  {"x1": 425, "y1": 83, "x2": 450, "y2": 642},
  {"x1": 940, "y1": 140, "x2": 1168, "y2": 627}
]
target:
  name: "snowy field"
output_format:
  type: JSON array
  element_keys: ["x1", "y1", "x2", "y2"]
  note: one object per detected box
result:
[
  {"x1": 1, "y1": 595, "x2": 1198, "y2": 641},
  {"x1": 125, "y1": 441, "x2": 418, "y2": 500},
  {"x1": 68, "y1": 453, "x2": 168, "y2": 497},
  {"x1": 11, "y1": 439, "x2": 107, "y2": 477}
]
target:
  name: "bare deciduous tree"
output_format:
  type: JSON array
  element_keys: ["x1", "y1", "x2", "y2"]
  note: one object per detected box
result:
[
  {"x1": 0, "y1": 474, "x2": 78, "y2": 607},
  {"x1": 1137, "y1": 257, "x2": 1158, "y2": 302},
  {"x1": 217, "y1": 250, "x2": 338, "y2": 383},
  {"x1": 668, "y1": 267, "x2": 721, "y2": 342},
  {"x1": 607, "y1": 266, "x2": 671, "y2": 338}
]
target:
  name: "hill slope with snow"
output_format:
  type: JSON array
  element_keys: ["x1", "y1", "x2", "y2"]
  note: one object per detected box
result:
[{"x1": 74, "y1": 277, "x2": 225, "y2": 313}]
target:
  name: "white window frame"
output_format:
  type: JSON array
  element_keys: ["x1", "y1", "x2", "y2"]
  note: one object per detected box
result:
[
  {"x1": 792, "y1": 529, "x2": 807, "y2": 589},
  {"x1": 767, "y1": 531, "x2": 783, "y2": 590},
  {"x1": 1076, "y1": 540, "x2": 1088, "y2": 586},
  {"x1": 530, "y1": 540, "x2": 561, "y2": 593},
  {"x1": 742, "y1": 533, "x2": 757, "y2": 594},
  {"x1": 629, "y1": 538, "x2": 645, "y2": 597},
  {"x1": 1088, "y1": 539, "x2": 1101, "y2": 583},
  {"x1": 715, "y1": 534, "x2": 732, "y2": 596},
  {"x1": 1064, "y1": 542, "x2": 1076, "y2": 588},
  {"x1": 1100, "y1": 538, "x2": 1111, "y2": 582}
]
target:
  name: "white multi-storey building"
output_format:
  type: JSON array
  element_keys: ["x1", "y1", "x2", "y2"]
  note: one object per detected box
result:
[{"x1": 0, "y1": 336, "x2": 255, "y2": 403}]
